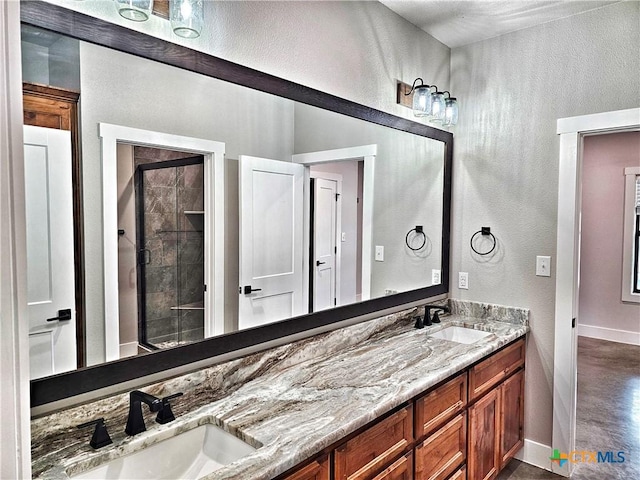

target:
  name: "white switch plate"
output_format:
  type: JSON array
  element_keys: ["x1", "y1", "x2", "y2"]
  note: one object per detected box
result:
[
  {"x1": 458, "y1": 272, "x2": 469, "y2": 289},
  {"x1": 536, "y1": 255, "x2": 551, "y2": 277},
  {"x1": 375, "y1": 245, "x2": 384, "y2": 261},
  {"x1": 432, "y1": 269, "x2": 441, "y2": 285},
  {"x1": 341, "y1": 232, "x2": 346, "y2": 242}
]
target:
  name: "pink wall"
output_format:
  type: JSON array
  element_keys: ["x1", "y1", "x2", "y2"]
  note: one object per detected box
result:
[{"x1": 579, "y1": 131, "x2": 640, "y2": 336}]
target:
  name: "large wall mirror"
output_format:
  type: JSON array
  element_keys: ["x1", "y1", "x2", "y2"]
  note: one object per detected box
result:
[{"x1": 22, "y1": 1, "x2": 452, "y2": 408}]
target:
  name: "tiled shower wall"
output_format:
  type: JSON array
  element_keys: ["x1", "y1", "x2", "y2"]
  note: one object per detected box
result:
[{"x1": 134, "y1": 146, "x2": 205, "y2": 346}]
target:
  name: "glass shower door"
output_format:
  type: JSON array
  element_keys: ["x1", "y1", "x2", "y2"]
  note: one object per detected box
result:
[{"x1": 135, "y1": 156, "x2": 205, "y2": 349}]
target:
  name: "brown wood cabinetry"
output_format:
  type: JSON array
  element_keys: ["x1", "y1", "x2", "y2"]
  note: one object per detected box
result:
[
  {"x1": 415, "y1": 413, "x2": 466, "y2": 480},
  {"x1": 468, "y1": 340, "x2": 525, "y2": 402},
  {"x1": 280, "y1": 338, "x2": 525, "y2": 480},
  {"x1": 448, "y1": 466, "x2": 467, "y2": 480},
  {"x1": 468, "y1": 388, "x2": 500, "y2": 480},
  {"x1": 499, "y1": 369, "x2": 525, "y2": 468},
  {"x1": 334, "y1": 406, "x2": 413, "y2": 480},
  {"x1": 468, "y1": 339, "x2": 526, "y2": 480},
  {"x1": 371, "y1": 452, "x2": 413, "y2": 480},
  {"x1": 415, "y1": 373, "x2": 467, "y2": 438},
  {"x1": 282, "y1": 455, "x2": 330, "y2": 480}
]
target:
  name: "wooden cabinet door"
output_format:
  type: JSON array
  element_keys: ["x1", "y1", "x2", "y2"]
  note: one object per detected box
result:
[
  {"x1": 448, "y1": 466, "x2": 467, "y2": 480},
  {"x1": 334, "y1": 406, "x2": 413, "y2": 480},
  {"x1": 371, "y1": 452, "x2": 413, "y2": 480},
  {"x1": 499, "y1": 369, "x2": 524, "y2": 468},
  {"x1": 468, "y1": 389, "x2": 500, "y2": 480},
  {"x1": 283, "y1": 454, "x2": 330, "y2": 480},
  {"x1": 415, "y1": 413, "x2": 466, "y2": 480}
]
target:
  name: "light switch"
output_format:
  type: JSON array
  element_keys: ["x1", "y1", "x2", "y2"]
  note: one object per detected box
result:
[
  {"x1": 459, "y1": 272, "x2": 469, "y2": 289},
  {"x1": 432, "y1": 269, "x2": 441, "y2": 285},
  {"x1": 536, "y1": 256, "x2": 551, "y2": 277},
  {"x1": 341, "y1": 232, "x2": 346, "y2": 242},
  {"x1": 375, "y1": 245, "x2": 384, "y2": 262}
]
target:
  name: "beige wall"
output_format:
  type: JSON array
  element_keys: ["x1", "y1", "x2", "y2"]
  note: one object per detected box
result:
[
  {"x1": 579, "y1": 132, "x2": 640, "y2": 334},
  {"x1": 450, "y1": 1, "x2": 640, "y2": 448}
]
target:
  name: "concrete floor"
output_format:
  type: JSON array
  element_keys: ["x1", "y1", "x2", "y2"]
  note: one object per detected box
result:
[{"x1": 496, "y1": 336, "x2": 640, "y2": 480}]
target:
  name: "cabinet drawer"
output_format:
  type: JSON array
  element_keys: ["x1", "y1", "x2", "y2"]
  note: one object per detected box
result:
[
  {"x1": 448, "y1": 466, "x2": 466, "y2": 480},
  {"x1": 335, "y1": 405, "x2": 413, "y2": 480},
  {"x1": 468, "y1": 339, "x2": 525, "y2": 401},
  {"x1": 371, "y1": 452, "x2": 413, "y2": 480},
  {"x1": 282, "y1": 454, "x2": 330, "y2": 480},
  {"x1": 414, "y1": 413, "x2": 466, "y2": 480},
  {"x1": 415, "y1": 373, "x2": 467, "y2": 439}
]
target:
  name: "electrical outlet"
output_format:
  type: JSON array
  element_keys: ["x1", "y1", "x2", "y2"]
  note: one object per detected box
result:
[
  {"x1": 536, "y1": 255, "x2": 551, "y2": 277},
  {"x1": 375, "y1": 245, "x2": 384, "y2": 261},
  {"x1": 458, "y1": 272, "x2": 469, "y2": 289},
  {"x1": 432, "y1": 269, "x2": 441, "y2": 285}
]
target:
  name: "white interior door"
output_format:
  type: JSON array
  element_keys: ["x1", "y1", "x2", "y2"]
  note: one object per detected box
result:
[
  {"x1": 23, "y1": 125, "x2": 77, "y2": 379},
  {"x1": 238, "y1": 155, "x2": 305, "y2": 329},
  {"x1": 313, "y1": 177, "x2": 338, "y2": 311}
]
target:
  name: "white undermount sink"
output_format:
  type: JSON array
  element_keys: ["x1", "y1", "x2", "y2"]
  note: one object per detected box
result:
[
  {"x1": 428, "y1": 326, "x2": 492, "y2": 344},
  {"x1": 68, "y1": 424, "x2": 257, "y2": 480}
]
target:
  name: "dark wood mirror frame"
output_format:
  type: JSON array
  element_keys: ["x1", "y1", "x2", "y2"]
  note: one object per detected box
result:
[{"x1": 22, "y1": 0, "x2": 453, "y2": 408}]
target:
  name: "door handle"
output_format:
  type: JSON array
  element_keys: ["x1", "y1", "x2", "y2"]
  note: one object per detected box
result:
[
  {"x1": 47, "y1": 309, "x2": 72, "y2": 322},
  {"x1": 316, "y1": 260, "x2": 326, "y2": 266},
  {"x1": 243, "y1": 285, "x2": 262, "y2": 295}
]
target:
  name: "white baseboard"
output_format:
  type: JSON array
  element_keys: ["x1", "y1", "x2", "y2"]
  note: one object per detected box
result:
[
  {"x1": 578, "y1": 324, "x2": 640, "y2": 346},
  {"x1": 515, "y1": 439, "x2": 553, "y2": 472},
  {"x1": 119, "y1": 342, "x2": 138, "y2": 358}
]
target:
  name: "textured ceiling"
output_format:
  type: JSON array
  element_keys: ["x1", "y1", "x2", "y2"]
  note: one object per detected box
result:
[{"x1": 380, "y1": 0, "x2": 622, "y2": 47}]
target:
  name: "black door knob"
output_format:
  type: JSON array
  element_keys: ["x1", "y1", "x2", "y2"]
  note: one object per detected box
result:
[
  {"x1": 243, "y1": 285, "x2": 262, "y2": 295},
  {"x1": 46, "y1": 309, "x2": 72, "y2": 322},
  {"x1": 316, "y1": 260, "x2": 326, "y2": 266}
]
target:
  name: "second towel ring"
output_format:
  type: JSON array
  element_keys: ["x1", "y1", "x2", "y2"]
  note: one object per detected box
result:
[
  {"x1": 406, "y1": 226, "x2": 427, "y2": 251},
  {"x1": 470, "y1": 227, "x2": 497, "y2": 256}
]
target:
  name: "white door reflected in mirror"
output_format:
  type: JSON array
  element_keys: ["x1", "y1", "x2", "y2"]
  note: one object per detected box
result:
[
  {"x1": 24, "y1": 125, "x2": 77, "y2": 379},
  {"x1": 238, "y1": 155, "x2": 305, "y2": 329}
]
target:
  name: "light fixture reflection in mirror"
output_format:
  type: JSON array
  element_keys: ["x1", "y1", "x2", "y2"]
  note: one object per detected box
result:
[
  {"x1": 171, "y1": 0, "x2": 204, "y2": 38},
  {"x1": 115, "y1": 0, "x2": 154, "y2": 22}
]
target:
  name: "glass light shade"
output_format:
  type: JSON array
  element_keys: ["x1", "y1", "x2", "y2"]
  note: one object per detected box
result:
[
  {"x1": 412, "y1": 85, "x2": 432, "y2": 117},
  {"x1": 443, "y1": 98, "x2": 459, "y2": 126},
  {"x1": 429, "y1": 92, "x2": 446, "y2": 123},
  {"x1": 171, "y1": 0, "x2": 204, "y2": 39},
  {"x1": 115, "y1": 0, "x2": 154, "y2": 22}
]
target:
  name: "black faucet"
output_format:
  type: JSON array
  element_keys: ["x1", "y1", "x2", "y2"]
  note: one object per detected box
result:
[
  {"x1": 414, "y1": 304, "x2": 450, "y2": 328},
  {"x1": 125, "y1": 390, "x2": 163, "y2": 436},
  {"x1": 424, "y1": 304, "x2": 450, "y2": 325}
]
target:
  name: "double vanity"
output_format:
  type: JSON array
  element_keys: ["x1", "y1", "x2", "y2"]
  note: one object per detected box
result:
[{"x1": 32, "y1": 300, "x2": 529, "y2": 480}]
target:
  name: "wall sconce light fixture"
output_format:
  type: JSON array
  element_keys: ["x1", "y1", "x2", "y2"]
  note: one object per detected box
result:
[
  {"x1": 114, "y1": 0, "x2": 204, "y2": 39},
  {"x1": 397, "y1": 79, "x2": 459, "y2": 126},
  {"x1": 115, "y1": 0, "x2": 154, "y2": 22}
]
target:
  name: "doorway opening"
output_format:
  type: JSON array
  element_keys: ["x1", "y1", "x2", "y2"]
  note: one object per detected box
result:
[
  {"x1": 118, "y1": 147, "x2": 206, "y2": 353},
  {"x1": 309, "y1": 161, "x2": 364, "y2": 312},
  {"x1": 552, "y1": 108, "x2": 640, "y2": 477}
]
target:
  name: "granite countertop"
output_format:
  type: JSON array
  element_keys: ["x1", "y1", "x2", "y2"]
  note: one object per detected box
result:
[{"x1": 35, "y1": 304, "x2": 529, "y2": 480}]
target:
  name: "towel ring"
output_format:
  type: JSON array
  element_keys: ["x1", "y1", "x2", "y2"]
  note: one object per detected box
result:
[
  {"x1": 406, "y1": 226, "x2": 427, "y2": 251},
  {"x1": 470, "y1": 227, "x2": 496, "y2": 256}
]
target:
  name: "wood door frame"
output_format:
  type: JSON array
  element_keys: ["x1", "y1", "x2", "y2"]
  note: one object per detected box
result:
[
  {"x1": 22, "y1": 82, "x2": 86, "y2": 369},
  {"x1": 310, "y1": 172, "x2": 343, "y2": 311},
  {"x1": 553, "y1": 107, "x2": 640, "y2": 477}
]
